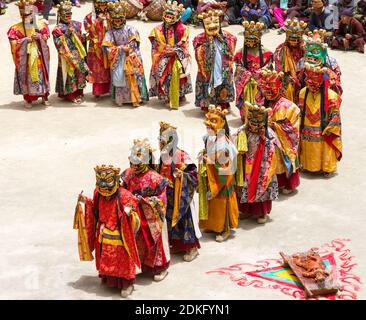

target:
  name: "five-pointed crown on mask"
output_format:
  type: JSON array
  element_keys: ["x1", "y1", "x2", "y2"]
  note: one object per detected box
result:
[
  {"x1": 107, "y1": 0, "x2": 128, "y2": 19},
  {"x1": 94, "y1": 164, "x2": 121, "y2": 175},
  {"x1": 159, "y1": 121, "x2": 177, "y2": 134},
  {"x1": 57, "y1": 1, "x2": 73, "y2": 15},
  {"x1": 303, "y1": 29, "x2": 328, "y2": 49},
  {"x1": 259, "y1": 68, "x2": 284, "y2": 82},
  {"x1": 198, "y1": 9, "x2": 225, "y2": 21},
  {"x1": 163, "y1": 1, "x2": 185, "y2": 18},
  {"x1": 207, "y1": 104, "x2": 229, "y2": 118},
  {"x1": 132, "y1": 138, "x2": 156, "y2": 153},
  {"x1": 242, "y1": 20, "x2": 265, "y2": 39},
  {"x1": 284, "y1": 18, "x2": 307, "y2": 37},
  {"x1": 15, "y1": 0, "x2": 36, "y2": 8}
]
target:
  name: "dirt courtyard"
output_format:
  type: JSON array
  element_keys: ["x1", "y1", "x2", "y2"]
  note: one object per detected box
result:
[{"x1": 0, "y1": 2, "x2": 365, "y2": 299}]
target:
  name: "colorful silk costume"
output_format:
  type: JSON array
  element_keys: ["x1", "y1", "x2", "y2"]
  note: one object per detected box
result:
[
  {"x1": 297, "y1": 30, "x2": 343, "y2": 96},
  {"x1": 83, "y1": 166, "x2": 141, "y2": 291},
  {"x1": 257, "y1": 69, "x2": 301, "y2": 192},
  {"x1": 52, "y1": 2, "x2": 89, "y2": 102},
  {"x1": 274, "y1": 18, "x2": 307, "y2": 103},
  {"x1": 84, "y1": 0, "x2": 111, "y2": 97},
  {"x1": 102, "y1": 0, "x2": 148, "y2": 107},
  {"x1": 7, "y1": 2, "x2": 50, "y2": 104},
  {"x1": 298, "y1": 64, "x2": 342, "y2": 174},
  {"x1": 149, "y1": 1, "x2": 192, "y2": 109},
  {"x1": 236, "y1": 102, "x2": 279, "y2": 218},
  {"x1": 198, "y1": 106, "x2": 239, "y2": 238},
  {"x1": 234, "y1": 20, "x2": 272, "y2": 121},
  {"x1": 158, "y1": 122, "x2": 200, "y2": 253},
  {"x1": 103, "y1": 26, "x2": 148, "y2": 106},
  {"x1": 194, "y1": 9, "x2": 237, "y2": 112},
  {"x1": 122, "y1": 166, "x2": 171, "y2": 273}
]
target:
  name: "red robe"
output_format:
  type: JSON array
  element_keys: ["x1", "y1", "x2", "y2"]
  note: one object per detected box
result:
[
  {"x1": 122, "y1": 168, "x2": 170, "y2": 274},
  {"x1": 85, "y1": 187, "x2": 140, "y2": 287}
]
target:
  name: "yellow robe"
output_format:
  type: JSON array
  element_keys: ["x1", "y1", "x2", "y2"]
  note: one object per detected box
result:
[
  {"x1": 271, "y1": 98, "x2": 301, "y2": 176},
  {"x1": 199, "y1": 163, "x2": 239, "y2": 233},
  {"x1": 299, "y1": 88, "x2": 342, "y2": 173}
]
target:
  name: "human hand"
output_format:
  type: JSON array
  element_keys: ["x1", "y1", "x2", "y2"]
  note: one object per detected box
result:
[
  {"x1": 31, "y1": 33, "x2": 40, "y2": 40},
  {"x1": 78, "y1": 191, "x2": 87, "y2": 203},
  {"x1": 345, "y1": 33, "x2": 352, "y2": 40},
  {"x1": 173, "y1": 168, "x2": 183, "y2": 178}
]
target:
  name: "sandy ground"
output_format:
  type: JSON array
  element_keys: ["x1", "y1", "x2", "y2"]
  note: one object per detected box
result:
[{"x1": 0, "y1": 2, "x2": 365, "y2": 300}]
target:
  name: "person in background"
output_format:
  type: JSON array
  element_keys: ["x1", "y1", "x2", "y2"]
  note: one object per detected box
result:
[
  {"x1": 331, "y1": 7, "x2": 365, "y2": 53},
  {"x1": 272, "y1": 0, "x2": 308, "y2": 33},
  {"x1": 43, "y1": 0, "x2": 60, "y2": 21},
  {"x1": 226, "y1": 0, "x2": 245, "y2": 24},
  {"x1": 308, "y1": 0, "x2": 335, "y2": 39},
  {"x1": 241, "y1": 0, "x2": 272, "y2": 29},
  {"x1": 354, "y1": 0, "x2": 366, "y2": 30}
]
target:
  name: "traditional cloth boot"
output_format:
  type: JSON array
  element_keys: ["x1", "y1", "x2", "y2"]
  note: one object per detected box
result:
[
  {"x1": 121, "y1": 285, "x2": 134, "y2": 298},
  {"x1": 153, "y1": 270, "x2": 169, "y2": 282}
]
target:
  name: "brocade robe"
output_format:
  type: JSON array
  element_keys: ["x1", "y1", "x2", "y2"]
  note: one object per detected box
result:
[
  {"x1": 194, "y1": 31, "x2": 237, "y2": 111},
  {"x1": 85, "y1": 187, "x2": 141, "y2": 281},
  {"x1": 52, "y1": 20, "x2": 89, "y2": 98},
  {"x1": 7, "y1": 19, "x2": 50, "y2": 99},
  {"x1": 103, "y1": 25, "x2": 148, "y2": 106},
  {"x1": 299, "y1": 87, "x2": 342, "y2": 173},
  {"x1": 122, "y1": 168, "x2": 171, "y2": 271}
]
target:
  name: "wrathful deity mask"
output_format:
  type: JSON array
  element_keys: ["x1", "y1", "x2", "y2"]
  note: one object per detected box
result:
[
  {"x1": 159, "y1": 121, "x2": 178, "y2": 153},
  {"x1": 245, "y1": 102, "x2": 271, "y2": 134},
  {"x1": 304, "y1": 63, "x2": 327, "y2": 93},
  {"x1": 57, "y1": 1, "x2": 73, "y2": 24},
  {"x1": 258, "y1": 68, "x2": 283, "y2": 101},
  {"x1": 15, "y1": 0, "x2": 35, "y2": 20},
  {"x1": 242, "y1": 20, "x2": 265, "y2": 48},
  {"x1": 129, "y1": 139, "x2": 154, "y2": 175},
  {"x1": 199, "y1": 10, "x2": 223, "y2": 37},
  {"x1": 284, "y1": 18, "x2": 307, "y2": 48},
  {"x1": 303, "y1": 30, "x2": 327, "y2": 66},
  {"x1": 94, "y1": 165, "x2": 120, "y2": 197},
  {"x1": 205, "y1": 105, "x2": 228, "y2": 134},
  {"x1": 162, "y1": 0, "x2": 184, "y2": 26},
  {"x1": 107, "y1": 0, "x2": 127, "y2": 28},
  {"x1": 95, "y1": 0, "x2": 108, "y2": 16}
]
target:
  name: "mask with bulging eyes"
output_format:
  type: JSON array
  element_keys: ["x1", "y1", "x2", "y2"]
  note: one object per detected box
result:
[
  {"x1": 304, "y1": 43, "x2": 327, "y2": 66},
  {"x1": 111, "y1": 16, "x2": 126, "y2": 28},
  {"x1": 205, "y1": 112, "x2": 225, "y2": 133},
  {"x1": 61, "y1": 11, "x2": 72, "y2": 24},
  {"x1": 305, "y1": 69, "x2": 325, "y2": 93},
  {"x1": 95, "y1": 1, "x2": 108, "y2": 15},
  {"x1": 163, "y1": 12, "x2": 178, "y2": 26},
  {"x1": 94, "y1": 166, "x2": 120, "y2": 197},
  {"x1": 129, "y1": 147, "x2": 150, "y2": 175}
]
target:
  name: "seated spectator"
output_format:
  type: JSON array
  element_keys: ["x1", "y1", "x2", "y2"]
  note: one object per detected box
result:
[
  {"x1": 178, "y1": 0, "x2": 194, "y2": 23},
  {"x1": 226, "y1": 0, "x2": 245, "y2": 24},
  {"x1": 308, "y1": 0, "x2": 335, "y2": 39},
  {"x1": 271, "y1": 0, "x2": 309, "y2": 33},
  {"x1": 241, "y1": 0, "x2": 272, "y2": 29},
  {"x1": 354, "y1": 0, "x2": 366, "y2": 30},
  {"x1": 331, "y1": 8, "x2": 365, "y2": 53}
]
